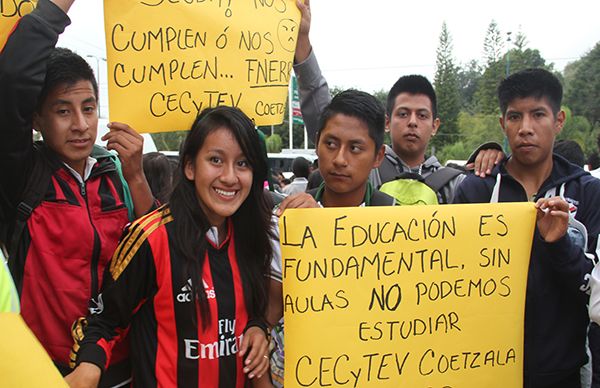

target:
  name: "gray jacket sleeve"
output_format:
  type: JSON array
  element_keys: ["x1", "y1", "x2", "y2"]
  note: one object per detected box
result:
[{"x1": 293, "y1": 49, "x2": 331, "y2": 143}]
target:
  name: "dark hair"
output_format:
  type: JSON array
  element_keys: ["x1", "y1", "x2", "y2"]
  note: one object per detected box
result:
[
  {"x1": 317, "y1": 89, "x2": 385, "y2": 152},
  {"x1": 143, "y1": 152, "x2": 176, "y2": 204},
  {"x1": 169, "y1": 106, "x2": 273, "y2": 327},
  {"x1": 553, "y1": 140, "x2": 585, "y2": 168},
  {"x1": 588, "y1": 152, "x2": 600, "y2": 170},
  {"x1": 291, "y1": 157, "x2": 310, "y2": 178},
  {"x1": 386, "y1": 75, "x2": 437, "y2": 119},
  {"x1": 497, "y1": 68, "x2": 562, "y2": 116},
  {"x1": 37, "y1": 47, "x2": 99, "y2": 111},
  {"x1": 597, "y1": 132, "x2": 600, "y2": 152}
]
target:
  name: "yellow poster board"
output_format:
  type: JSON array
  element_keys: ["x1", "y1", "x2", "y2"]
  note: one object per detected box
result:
[
  {"x1": 0, "y1": 0, "x2": 36, "y2": 48},
  {"x1": 0, "y1": 313, "x2": 67, "y2": 387},
  {"x1": 280, "y1": 203, "x2": 536, "y2": 387},
  {"x1": 104, "y1": 0, "x2": 300, "y2": 133}
]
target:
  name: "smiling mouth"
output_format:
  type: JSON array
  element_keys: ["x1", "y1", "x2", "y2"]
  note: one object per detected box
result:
[{"x1": 214, "y1": 188, "x2": 237, "y2": 197}]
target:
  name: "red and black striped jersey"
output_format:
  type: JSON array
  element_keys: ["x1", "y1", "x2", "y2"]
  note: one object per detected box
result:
[{"x1": 74, "y1": 206, "x2": 252, "y2": 387}]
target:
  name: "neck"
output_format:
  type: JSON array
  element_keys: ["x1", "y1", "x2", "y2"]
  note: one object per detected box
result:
[
  {"x1": 322, "y1": 185, "x2": 366, "y2": 208},
  {"x1": 68, "y1": 159, "x2": 87, "y2": 179},
  {"x1": 396, "y1": 149, "x2": 425, "y2": 169},
  {"x1": 506, "y1": 157, "x2": 553, "y2": 199}
]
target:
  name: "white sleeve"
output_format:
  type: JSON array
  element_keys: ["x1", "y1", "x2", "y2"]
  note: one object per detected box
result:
[{"x1": 268, "y1": 215, "x2": 282, "y2": 283}]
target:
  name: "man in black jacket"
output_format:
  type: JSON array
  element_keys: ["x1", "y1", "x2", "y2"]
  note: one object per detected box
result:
[{"x1": 454, "y1": 68, "x2": 600, "y2": 388}]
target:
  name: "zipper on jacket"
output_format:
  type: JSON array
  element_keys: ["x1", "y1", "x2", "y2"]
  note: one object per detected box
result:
[{"x1": 80, "y1": 180, "x2": 102, "y2": 310}]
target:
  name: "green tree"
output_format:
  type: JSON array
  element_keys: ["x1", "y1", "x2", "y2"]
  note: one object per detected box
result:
[
  {"x1": 475, "y1": 28, "x2": 552, "y2": 115},
  {"x1": 563, "y1": 42, "x2": 600, "y2": 126},
  {"x1": 559, "y1": 106, "x2": 597, "y2": 155},
  {"x1": 482, "y1": 20, "x2": 504, "y2": 64},
  {"x1": 435, "y1": 141, "x2": 470, "y2": 165},
  {"x1": 433, "y1": 22, "x2": 461, "y2": 148},
  {"x1": 513, "y1": 29, "x2": 527, "y2": 51},
  {"x1": 150, "y1": 131, "x2": 187, "y2": 151},
  {"x1": 506, "y1": 47, "x2": 550, "y2": 74},
  {"x1": 457, "y1": 60, "x2": 481, "y2": 112},
  {"x1": 373, "y1": 89, "x2": 388, "y2": 109},
  {"x1": 265, "y1": 133, "x2": 283, "y2": 153},
  {"x1": 435, "y1": 112, "x2": 504, "y2": 164},
  {"x1": 475, "y1": 20, "x2": 505, "y2": 114}
]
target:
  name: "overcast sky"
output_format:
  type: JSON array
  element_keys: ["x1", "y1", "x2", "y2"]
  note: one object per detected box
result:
[{"x1": 58, "y1": 0, "x2": 600, "y2": 115}]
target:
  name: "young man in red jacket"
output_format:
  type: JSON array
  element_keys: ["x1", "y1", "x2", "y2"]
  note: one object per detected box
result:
[{"x1": 0, "y1": 0, "x2": 154, "y2": 385}]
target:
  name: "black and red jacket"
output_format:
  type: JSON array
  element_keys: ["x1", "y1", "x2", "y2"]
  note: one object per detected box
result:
[
  {"x1": 0, "y1": 0, "x2": 131, "y2": 372},
  {"x1": 75, "y1": 206, "x2": 252, "y2": 387}
]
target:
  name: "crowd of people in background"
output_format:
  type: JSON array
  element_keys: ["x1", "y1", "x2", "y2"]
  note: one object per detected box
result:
[{"x1": 1, "y1": 0, "x2": 600, "y2": 388}]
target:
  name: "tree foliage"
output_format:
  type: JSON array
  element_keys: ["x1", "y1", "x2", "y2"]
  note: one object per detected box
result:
[
  {"x1": 564, "y1": 42, "x2": 600, "y2": 126},
  {"x1": 457, "y1": 60, "x2": 481, "y2": 113},
  {"x1": 559, "y1": 106, "x2": 599, "y2": 156},
  {"x1": 150, "y1": 131, "x2": 187, "y2": 151},
  {"x1": 433, "y1": 22, "x2": 461, "y2": 148},
  {"x1": 482, "y1": 20, "x2": 504, "y2": 65},
  {"x1": 474, "y1": 27, "x2": 552, "y2": 116}
]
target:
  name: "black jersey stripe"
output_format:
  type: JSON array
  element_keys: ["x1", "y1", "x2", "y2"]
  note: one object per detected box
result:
[
  {"x1": 168, "y1": 222, "x2": 200, "y2": 388},
  {"x1": 208, "y1": 241, "x2": 238, "y2": 388}
]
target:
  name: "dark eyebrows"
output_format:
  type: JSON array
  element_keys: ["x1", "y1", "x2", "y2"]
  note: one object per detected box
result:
[
  {"x1": 531, "y1": 106, "x2": 550, "y2": 114},
  {"x1": 51, "y1": 96, "x2": 97, "y2": 107},
  {"x1": 395, "y1": 106, "x2": 431, "y2": 115},
  {"x1": 322, "y1": 133, "x2": 340, "y2": 142},
  {"x1": 350, "y1": 138, "x2": 367, "y2": 146}
]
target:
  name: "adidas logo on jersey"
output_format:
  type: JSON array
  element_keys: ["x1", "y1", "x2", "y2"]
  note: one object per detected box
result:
[
  {"x1": 203, "y1": 279, "x2": 216, "y2": 299},
  {"x1": 177, "y1": 279, "x2": 216, "y2": 303}
]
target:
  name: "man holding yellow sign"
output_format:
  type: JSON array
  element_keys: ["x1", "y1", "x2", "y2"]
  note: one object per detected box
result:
[{"x1": 454, "y1": 68, "x2": 600, "y2": 387}]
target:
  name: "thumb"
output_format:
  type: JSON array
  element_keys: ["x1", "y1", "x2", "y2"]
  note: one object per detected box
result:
[{"x1": 239, "y1": 333, "x2": 249, "y2": 356}]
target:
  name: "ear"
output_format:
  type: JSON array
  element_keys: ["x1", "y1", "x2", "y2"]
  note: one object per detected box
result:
[
  {"x1": 384, "y1": 114, "x2": 390, "y2": 133},
  {"x1": 372, "y1": 145, "x2": 386, "y2": 168},
  {"x1": 431, "y1": 117, "x2": 440, "y2": 136},
  {"x1": 554, "y1": 110, "x2": 566, "y2": 135},
  {"x1": 184, "y1": 158, "x2": 195, "y2": 181},
  {"x1": 499, "y1": 116, "x2": 507, "y2": 136}
]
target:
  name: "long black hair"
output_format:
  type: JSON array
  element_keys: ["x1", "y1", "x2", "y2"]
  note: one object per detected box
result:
[{"x1": 169, "y1": 106, "x2": 274, "y2": 327}]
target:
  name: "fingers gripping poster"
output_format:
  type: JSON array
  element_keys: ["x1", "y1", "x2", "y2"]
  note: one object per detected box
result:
[
  {"x1": 0, "y1": 0, "x2": 37, "y2": 48},
  {"x1": 104, "y1": 0, "x2": 300, "y2": 133},
  {"x1": 280, "y1": 203, "x2": 536, "y2": 387}
]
